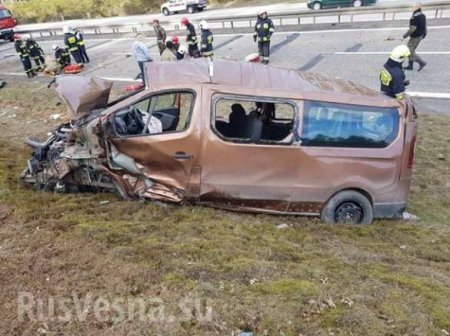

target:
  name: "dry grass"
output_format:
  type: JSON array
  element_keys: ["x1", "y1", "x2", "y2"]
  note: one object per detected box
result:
[{"x1": 0, "y1": 82, "x2": 449, "y2": 335}]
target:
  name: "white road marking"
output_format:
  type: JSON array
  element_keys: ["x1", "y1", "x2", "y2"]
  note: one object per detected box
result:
[
  {"x1": 335, "y1": 51, "x2": 450, "y2": 55},
  {"x1": 408, "y1": 91, "x2": 450, "y2": 99}
]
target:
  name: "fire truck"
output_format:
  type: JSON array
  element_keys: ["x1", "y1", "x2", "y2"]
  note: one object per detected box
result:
[{"x1": 0, "y1": 5, "x2": 17, "y2": 42}]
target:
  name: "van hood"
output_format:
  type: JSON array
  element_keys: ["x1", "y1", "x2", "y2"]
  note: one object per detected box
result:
[{"x1": 55, "y1": 76, "x2": 113, "y2": 119}]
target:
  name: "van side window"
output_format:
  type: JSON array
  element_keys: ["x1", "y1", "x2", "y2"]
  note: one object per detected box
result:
[
  {"x1": 114, "y1": 91, "x2": 194, "y2": 137},
  {"x1": 301, "y1": 101, "x2": 399, "y2": 148},
  {"x1": 213, "y1": 97, "x2": 295, "y2": 144}
]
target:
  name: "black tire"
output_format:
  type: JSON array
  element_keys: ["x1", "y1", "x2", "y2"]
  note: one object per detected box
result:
[
  {"x1": 353, "y1": 0, "x2": 363, "y2": 7},
  {"x1": 198, "y1": 7, "x2": 204, "y2": 11},
  {"x1": 187, "y1": 6, "x2": 194, "y2": 14},
  {"x1": 312, "y1": 2, "x2": 322, "y2": 10},
  {"x1": 321, "y1": 190, "x2": 373, "y2": 225},
  {"x1": 162, "y1": 8, "x2": 170, "y2": 16}
]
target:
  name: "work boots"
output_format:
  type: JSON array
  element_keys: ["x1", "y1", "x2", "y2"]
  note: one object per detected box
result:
[{"x1": 417, "y1": 59, "x2": 427, "y2": 72}]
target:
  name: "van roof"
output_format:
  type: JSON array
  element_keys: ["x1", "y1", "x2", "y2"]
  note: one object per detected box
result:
[{"x1": 145, "y1": 58, "x2": 398, "y2": 107}]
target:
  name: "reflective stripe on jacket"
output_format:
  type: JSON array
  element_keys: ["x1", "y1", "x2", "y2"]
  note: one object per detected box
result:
[{"x1": 254, "y1": 17, "x2": 275, "y2": 42}]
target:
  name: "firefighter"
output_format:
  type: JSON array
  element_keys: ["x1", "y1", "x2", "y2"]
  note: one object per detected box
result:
[
  {"x1": 199, "y1": 20, "x2": 213, "y2": 59},
  {"x1": 14, "y1": 34, "x2": 35, "y2": 78},
  {"x1": 181, "y1": 17, "x2": 199, "y2": 57},
  {"x1": 403, "y1": 3, "x2": 427, "y2": 71},
  {"x1": 53, "y1": 45, "x2": 71, "y2": 68},
  {"x1": 380, "y1": 45, "x2": 411, "y2": 100},
  {"x1": 26, "y1": 37, "x2": 45, "y2": 72},
  {"x1": 63, "y1": 26, "x2": 82, "y2": 64},
  {"x1": 253, "y1": 10, "x2": 274, "y2": 65},
  {"x1": 152, "y1": 19, "x2": 166, "y2": 56},
  {"x1": 73, "y1": 27, "x2": 90, "y2": 63}
]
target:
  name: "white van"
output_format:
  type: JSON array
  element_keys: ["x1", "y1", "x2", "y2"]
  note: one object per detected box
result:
[{"x1": 161, "y1": 0, "x2": 207, "y2": 16}]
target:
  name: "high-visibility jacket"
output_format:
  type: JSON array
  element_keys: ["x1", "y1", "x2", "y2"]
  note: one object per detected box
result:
[
  {"x1": 74, "y1": 30, "x2": 86, "y2": 46},
  {"x1": 26, "y1": 38, "x2": 44, "y2": 57},
  {"x1": 254, "y1": 17, "x2": 275, "y2": 42},
  {"x1": 64, "y1": 33, "x2": 78, "y2": 52},
  {"x1": 200, "y1": 29, "x2": 213, "y2": 56},
  {"x1": 186, "y1": 23, "x2": 198, "y2": 45},
  {"x1": 14, "y1": 40, "x2": 30, "y2": 59},
  {"x1": 380, "y1": 59, "x2": 406, "y2": 99}
]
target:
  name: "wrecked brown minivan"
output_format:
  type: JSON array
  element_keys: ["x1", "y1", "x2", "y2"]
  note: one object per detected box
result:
[{"x1": 21, "y1": 59, "x2": 418, "y2": 225}]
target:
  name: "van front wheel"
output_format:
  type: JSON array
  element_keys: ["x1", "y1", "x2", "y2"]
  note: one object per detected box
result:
[{"x1": 321, "y1": 190, "x2": 373, "y2": 225}]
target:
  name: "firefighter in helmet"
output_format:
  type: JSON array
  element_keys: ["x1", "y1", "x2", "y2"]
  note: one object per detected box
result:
[
  {"x1": 253, "y1": 10, "x2": 274, "y2": 64},
  {"x1": 63, "y1": 26, "x2": 82, "y2": 64},
  {"x1": 53, "y1": 45, "x2": 71, "y2": 69},
  {"x1": 14, "y1": 34, "x2": 35, "y2": 78},
  {"x1": 26, "y1": 37, "x2": 45, "y2": 72},
  {"x1": 199, "y1": 20, "x2": 213, "y2": 59},
  {"x1": 181, "y1": 17, "x2": 199, "y2": 57},
  {"x1": 380, "y1": 45, "x2": 411, "y2": 100}
]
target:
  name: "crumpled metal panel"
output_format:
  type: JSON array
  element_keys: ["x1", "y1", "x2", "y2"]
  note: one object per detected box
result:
[{"x1": 55, "y1": 76, "x2": 113, "y2": 119}]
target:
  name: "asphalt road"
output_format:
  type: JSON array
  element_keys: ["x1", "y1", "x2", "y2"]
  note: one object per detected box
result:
[
  {"x1": 1, "y1": 21, "x2": 449, "y2": 113},
  {"x1": 14, "y1": 0, "x2": 443, "y2": 32}
]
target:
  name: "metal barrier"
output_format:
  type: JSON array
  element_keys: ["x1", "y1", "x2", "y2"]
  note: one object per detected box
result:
[{"x1": 19, "y1": 1, "x2": 450, "y2": 38}]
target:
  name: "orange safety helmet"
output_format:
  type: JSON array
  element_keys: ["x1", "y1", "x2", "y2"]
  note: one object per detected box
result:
[
  {"x1": 181, "y1": 17, "x2": 189, "y2": 26},
  {"x1": 171, "y1": 35, "x2": 179, "y2": 44}
]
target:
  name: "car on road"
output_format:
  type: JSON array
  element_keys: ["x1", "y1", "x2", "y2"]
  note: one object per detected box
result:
[
  {"x1": 307, "y1": 0, "x2": 377, "y2": 10},
  {"x1": 161, "y1": 0, "x2": 207, "y2": 16},
  {"x1": 21, "y1": 59, "x2": 417, "y2": 225},
  {"x1": 0, "y1": 6, "x2": 17, "y2": 42}
]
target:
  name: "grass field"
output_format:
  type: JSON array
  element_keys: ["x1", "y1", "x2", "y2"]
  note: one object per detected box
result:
[{"x1": 0, "y1": 82, "x2": 449, "y2": 335}]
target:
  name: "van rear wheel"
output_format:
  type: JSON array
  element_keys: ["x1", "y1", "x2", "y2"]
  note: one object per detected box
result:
[
  {"x1": 321, "y1": 190, "x2": 373, "y2": 225},
  {"x1": 187, "y1": 6, "x2": 194, "y2": 13},
  {"x1": 353, "y1": 0, "x2": 363, "y2": 7},
  {"x1": 162, "y1": 8, "x2": 170, "y2": 16}
]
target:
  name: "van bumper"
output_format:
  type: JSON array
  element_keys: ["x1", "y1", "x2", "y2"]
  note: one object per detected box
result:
[{"x1": 373, "y1": 202, "x2": 406, "y2": 219}]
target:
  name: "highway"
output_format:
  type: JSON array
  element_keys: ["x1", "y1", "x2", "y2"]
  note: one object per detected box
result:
[
  {"x1": 14, "y1": 0, "x2": 442, "y2": 32},
  {"x1": 1, "y1": 13, "x2": 449, "y2": 114}
]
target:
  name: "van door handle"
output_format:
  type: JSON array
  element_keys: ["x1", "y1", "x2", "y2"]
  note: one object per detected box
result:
[{"x1": 172, "y1": 151, "x2": 193, "y2": 160}]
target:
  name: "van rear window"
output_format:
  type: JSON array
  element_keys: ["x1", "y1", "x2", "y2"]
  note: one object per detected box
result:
[{"x1": 301, "y1": 101, "x2": 399, "y2": 148}]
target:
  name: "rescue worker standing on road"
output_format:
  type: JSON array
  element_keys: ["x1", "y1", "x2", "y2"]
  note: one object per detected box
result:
[
  {"x1": 153, "y1": 19, "x2": 166, "y2": 56},
  {"x1": 199, "y1": 20, "x2": 213, "y2": 59},
  {"x1": 254, "y1": 10, "x2": 274, "y2": 65},
  {"x1": 63, "y1": 26, "x2": 82, "y2": 64},
  {"x1": 181, "y1": 17, "x2": 199, "y2": 57},
  {"x1": 403, "y1": 2, "x2": 427, "y2": 71},
  {"x1": 53, "y1": 45, "x2": 71, "y2": 69},
  {"x1": 14, "y1": 34, "x2": 35, "y2": 78},
  {"x1": 73, "y1": 27, "x2": 90, "y2": 64},
  {"x1": 380, "y1": 45, "x2": 411, "y2": 100},
  {"x1": 26, "y1": 37, "x2": 45, "y2": 72}
]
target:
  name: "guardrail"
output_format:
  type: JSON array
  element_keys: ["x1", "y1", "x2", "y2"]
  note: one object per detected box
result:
[{"x1": 19, "y1": 1, "x2": 450, "y2": 38}]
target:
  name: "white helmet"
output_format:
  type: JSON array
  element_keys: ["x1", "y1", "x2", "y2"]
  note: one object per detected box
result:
[
  {"x1": 390, "y1": 45, "x2": 411, "y2": 63},
  {"x1": 62, "y1": 26, "x2": 70, "y2": 34},
  {"x1": 199, "y1": 20, "x2": 208, "y2": 30},
  {"x1": 258, "y1": 10, "x2": 267, "y2": 16},
  {"x1": 52, "y1": 45, "x2": 59, "y2": 50},
  {"x1": 178, "y1": 45, "x2": 188, "y2": 55}
]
